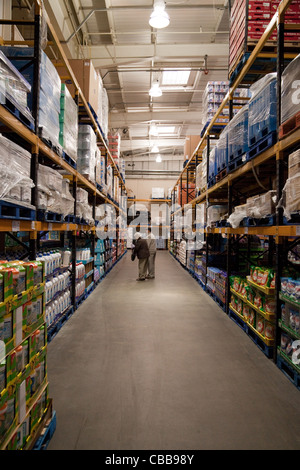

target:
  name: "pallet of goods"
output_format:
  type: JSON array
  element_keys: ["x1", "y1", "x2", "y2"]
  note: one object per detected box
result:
[{"x1": 229, "y1": 0, "x2": 300, "y2": 81}]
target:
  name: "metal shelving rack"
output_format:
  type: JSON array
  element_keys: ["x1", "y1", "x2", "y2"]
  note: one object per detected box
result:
[
  {"x1": 169, "y1": 0, "x2": 300, "y2": 385},
  {"x1": 0, "y1": 1, "x2": 128, "y2": 318}
]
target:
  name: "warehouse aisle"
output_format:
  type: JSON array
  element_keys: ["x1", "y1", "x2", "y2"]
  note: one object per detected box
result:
[{"x1": 47, "y1": 251, "x2": 300, "y2": 450}]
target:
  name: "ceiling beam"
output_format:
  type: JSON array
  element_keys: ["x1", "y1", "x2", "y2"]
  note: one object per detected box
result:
[{"x1": 81, "y1": 43, "x2": 229, "y2": 68}]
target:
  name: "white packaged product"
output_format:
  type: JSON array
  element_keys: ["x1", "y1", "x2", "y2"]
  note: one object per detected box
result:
[
  {"x1": 207, "y1": 205, "x2": 227, "y2": 227},
  {"x1": 0, "y1": 134, "x2": 34, "y2": 204}
]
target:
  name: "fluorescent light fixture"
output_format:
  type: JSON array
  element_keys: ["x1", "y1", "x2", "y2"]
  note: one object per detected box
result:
[
  {"x1": 162, "y1": 69, "x2": 191, "y2": 85},
  {"x1": 151, "y1": 145, "x2": 159, "y2": 153},
  {"x1": 156, "y1": 154, "x2": 162, "y2": 162},
  {"x1": 149, "y1": 0, "x2": 170, "y2": 29},
  {"x1": 149, "y1": 123, "x2": 159, "y2": 136},
  {"x1": 149, "y1": 80, "x2": 162, "y2": 97}
]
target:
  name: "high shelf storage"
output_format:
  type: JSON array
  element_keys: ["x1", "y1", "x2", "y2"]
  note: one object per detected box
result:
[
  {"x1": 169, "y1": 0, "x2": 300, "y2": 390},
  {"x1": 0, "y1": 0, "x2": 127, "y2": 449}
]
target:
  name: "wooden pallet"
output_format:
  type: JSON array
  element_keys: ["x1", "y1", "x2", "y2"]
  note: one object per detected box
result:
[{"x1": 279, "y1": 111, "x2": 300, "y2": 140}]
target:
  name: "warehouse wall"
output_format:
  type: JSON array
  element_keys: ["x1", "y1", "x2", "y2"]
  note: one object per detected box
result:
[{"x1": 126, "y1": 179, "x2": 175, "y2": 200}]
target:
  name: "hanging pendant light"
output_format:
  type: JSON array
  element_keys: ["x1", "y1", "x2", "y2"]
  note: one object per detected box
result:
[
  {"x1": 149, "y1": 0, "x2": 170, "y2": 29},
  {"x1": 149, "y1": 79, "x2": 162, "y2": 97}
]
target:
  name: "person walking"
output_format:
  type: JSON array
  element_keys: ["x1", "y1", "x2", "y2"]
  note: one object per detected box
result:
[
  {"x1": 133, "y1": 232, "x2": 150, "y2": 281},
  {"x1": 146, "y1": 227, "x2": 156, "y2": 279}
]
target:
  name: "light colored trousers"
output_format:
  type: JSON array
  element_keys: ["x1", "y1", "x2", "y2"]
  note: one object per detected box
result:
[
  {"x1": 147, "y1": 252, "x2": 156, "y2": 278},
  {"x1": 138, "y1": 257, "x2": 149, "y2": 279}
]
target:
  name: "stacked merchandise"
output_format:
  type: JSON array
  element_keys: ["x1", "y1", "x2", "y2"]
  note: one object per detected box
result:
[
  {"x1": 76, "y1": 247, "x2": 93, "y2": 295},
  {"x1": 207, "y1": 267, "x2": 227, "y2": 305},
  {"x1": 0, "y1": 47, "x2": 61, "y2": 148},
  {"x1": 152, "y1": 187, "x2": 165, "y2": 199},
  {"x1": 206, "y1": 205, "x2": 228, "y2": 228},
  {"x1": 77, "y1": 125, "x2": 97, "y2": 183},
  {"x1": 215, "y1": 126, "x2": 229, "y2": 175},
  {"x1": 59, "y1": 84, "x2": 78, "y2": 163},
  {"x1": 43, "y1": 249, "x2": 72, "y2": 331},
  {"x1": 177, "y1": 240, "x2": 187, "y2": 266},
  {"x1": 76, "y1": 188, "x2": 94, "y2": 225},
  {"x1": 94, "y1": 239, "x2": 106, "y2": 278},
  {"x1": 37, "y1": 164, "x2": 74, "y2": 219},
  {"x1": 280, "y1": 54, "x2": 300, "y2": 128},
  {"x1": 229, "y1": 0, "x2": 300, "y2": 78},
  {"x1": 228, "y1": 190, "x2": 276, "y2": 228},
  {"x1": 227, "y1": 104, "x2": 249, "y2": 165},
  {"x1": 0, "y1": 258, "x2": 51, "y2": 450},
  {"x1": 229, "y1": 266, "x2": 276, "y2": 343},
  {"x1": 0, "y1": 135, "x2": 34, "y2": 207},
  {"x1": 0, "y1": 51, "x2": 34, "y2": 127},
  {"x1": 108, "y1": 132, "x2": 121, "y2": 165},
  {"x1": 106, "y1": 166, "x2": 113, "y2": 199},
  {"x1": 202, "y1": 81, "x2": 230, "y2": 126},
  {"x1": 195, "y1": 155, "x2": 207, "y2": 195},
  {"x1": 119, "y1": 158, "x2": 126, "y2": 182},
  {"x1": 194, "y1": 254, "x2": 206, "y2": 285},
  {"x1": 279, "y1": 276, "x2": 300, "y2": 370},
  {"x1": 101, "y1": 87, "x2": 109, "y2": 140},
  {"x1": 104, "y1": 239, "x2": 113, "y2": 272},
  {"x1": 279, "y1": 149, "x2": 300, "y2": 221},
  {"x1": 248, "y1": 73, "x2": 277, "y2": 151},
  {"x1": 74, "y1": 261, "x2": 85, "y2": 302}
]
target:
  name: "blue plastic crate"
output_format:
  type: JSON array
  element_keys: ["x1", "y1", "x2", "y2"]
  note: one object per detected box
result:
[{"x1": 248, "y1": 74, "x2": 277, "y2": 148}]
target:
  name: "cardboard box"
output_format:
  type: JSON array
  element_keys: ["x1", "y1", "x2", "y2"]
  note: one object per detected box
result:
[
  {"x1": 58, "y1": 59, "x2": 99, "y2": 114},
  {"x1": 184, "y1": 135, "x2": 201, "y2": 160}
]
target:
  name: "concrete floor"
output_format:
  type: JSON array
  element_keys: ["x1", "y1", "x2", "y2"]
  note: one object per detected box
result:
[{"x1": 47, "y1": 251, "x2": 300, "y2": 450}]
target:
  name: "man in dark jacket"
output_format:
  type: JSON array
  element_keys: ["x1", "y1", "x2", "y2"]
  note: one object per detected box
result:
[{"x1": 133, "y1": 232, "x2": 150, "y2": 281}]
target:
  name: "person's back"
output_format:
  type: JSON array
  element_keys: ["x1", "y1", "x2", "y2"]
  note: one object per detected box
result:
[
  {"x1": 134, "y1": 237, "x2": 150, "y2": 259},
  {"x1": 146, "y1": 229, "x2": 156, "y2": 279}
]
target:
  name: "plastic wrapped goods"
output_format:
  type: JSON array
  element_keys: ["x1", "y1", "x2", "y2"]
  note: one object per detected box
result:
[
  {"x1": 207, "y1": 205, "x2": 227, "y2": 227},
  {"x1": 248, "y1": 73, "x2": 277, "y2": 147},
  {"x1": 76, "y1": 188, "x2": 94, "y2": 225},
  {"x1": 227, "y1": 105, "x2": 249, "y2": 161},
  {"x1": 216, "y1": 127, "x2": 228, "y2": 173},
  {"x1": 281, "y1": 54, "x2": 300, "y2": 124},
  {"x1": 59, "y1": 84, "x2": 78, "y2": 161},
  {"x1": 101, "y1": 87, "x2": 109, "y2": 139},
  {"x1": 279, "y1": 173, "x2": 300, "y2": 220},
  {"x1": 0, "y1": 51, "x2": 33, "y2": 125},
  {"x1": 0, "y1": 47, "x2": 61, "y2": 147},
  {"x1": 288, "y1": 150, "x2": 300, "y2": 179},
  {"x1": 37, "y1": 164, "x2": 74, "y2": 217},
  {"x1": 0, "y1": 134, "x2": 33, "y2": 204},
  {"x1": 77, "y1": 125, "x2": 97, "y2": 182}
]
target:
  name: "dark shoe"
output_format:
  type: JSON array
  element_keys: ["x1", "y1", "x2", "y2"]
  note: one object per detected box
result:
[{"x1": 136, "y1": 278, "x2": 145, "y2": 281}]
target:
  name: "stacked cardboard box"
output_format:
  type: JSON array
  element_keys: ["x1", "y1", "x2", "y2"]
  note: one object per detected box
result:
[
  {"x1": 108, "y1": 132, "x2": 121, "y2": 163},
  {"x1": 229, "y1": 0, "x2": 300, "y2": 77}
]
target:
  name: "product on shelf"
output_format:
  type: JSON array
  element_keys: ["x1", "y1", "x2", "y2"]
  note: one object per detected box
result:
[
  {"x1": 37, "y1": 164, "x2": 74, "y2": 217},
  {"x1": 278, "y1": 173, "x2": 300, "y2": 220},
  {"x1": 227, "y1": 104, "x2": 249, "y2": 161},
  {"x1": 59, "y1": 84, "x2": 78, "y2": 161},
  {"x1": 77, "y1": 125, "x2": 97, "y2": 183},
  {"x1": 0, "y1": 51, "x2": 33, "y2": 125},
  {"x1": 76, "y1": 188, "x2": 94, "y2": 225},
  {"x1": 281, "y1": 53, "x2": 300, "y2": 125},
  {"x1": 248, "y1": 73, "x2": 277, "y2": 148},
  {"x1": 0, "y1": 135, "x2": 33, "y2": 206},
  {"x1": 227, "y1": 190, "x2": 277, "y2": 228},
  {"x1": 206, "y1": 205, "x2": 227, "y2": 227},
  {"x1": 0, "y1": 47, "x2": 61, "y2": 147},
  {"x1": 108, "y1": 131, "x2": 121, "y2": 163},
  {"x1": 215, "y1": 126, "x2": 229, "y2": 174}
]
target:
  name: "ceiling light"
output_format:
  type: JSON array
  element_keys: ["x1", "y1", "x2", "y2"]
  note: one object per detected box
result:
[
  {"x1": 157, "y1": 126, "x2": 176, "y2": 135},
  {"x1": 156, "y1": 154, "x2": 162, "y2": 163},
  {"x1": 149, "y1": 123, "x2": 159, "y2": 136},
  {"x1": 149, "y1": 80, "x2": 162, "y2": 97},
  {"x1": 151, "y1": 145, "x2": 159, "y2": 153},
  {"x1": 149, "y1": 0, "x2": 170, "y2": 29}
]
